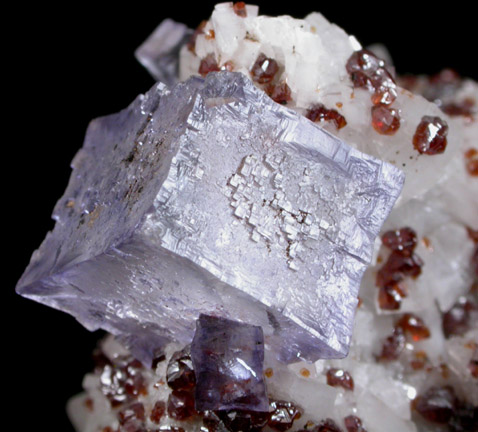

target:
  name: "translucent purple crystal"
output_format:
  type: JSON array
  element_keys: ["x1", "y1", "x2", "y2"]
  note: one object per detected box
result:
[
  {"x1": 191, "y1": 314, "x2": 268, "y2": 412},
  {"x1": 16, "y1": 71, "x2": 404, "y2": 365}
]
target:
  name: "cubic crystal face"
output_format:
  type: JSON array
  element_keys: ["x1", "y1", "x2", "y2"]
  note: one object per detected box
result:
[
  {"x1": 191, "y1": 314, "x2": 268, "y2": 412},
  {"x1": 16, "y1": 71, "x2": 404, "y2": 364}
]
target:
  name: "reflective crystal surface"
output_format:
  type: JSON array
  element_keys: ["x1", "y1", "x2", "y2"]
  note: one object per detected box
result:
[
  {"x1": 191, "y1": 314, "x2": 268, "y2": 412},
  {"x1": 16, "y1": 71, "x2": 404, "y2": 364}
]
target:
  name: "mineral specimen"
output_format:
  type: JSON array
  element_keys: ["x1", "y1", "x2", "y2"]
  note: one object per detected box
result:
[
  {"x1": 18, "y1": 2, "x2": 478, "y2": 432},
  {"x1": 191, "y1": 315, "x2": 268, "y2": 412},
  {"x1": 16, "y1": 70, "x2": 403, "y2": 365}
]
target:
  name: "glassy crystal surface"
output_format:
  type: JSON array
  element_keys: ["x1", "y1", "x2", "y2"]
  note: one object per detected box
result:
[
  {"x1": 191, "y1": 314, "x2": 268, "y2": 412},
  {"x1": 16, "y1": 71, "x2": 403, "y2": 364}
]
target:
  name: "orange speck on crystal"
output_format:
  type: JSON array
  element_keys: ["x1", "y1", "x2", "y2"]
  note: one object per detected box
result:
[
  {"x1": 336, "y1": 102, "x2": 343, "y2": 108},
  {"x1": 422, "y1": 236, "x2": 432, "y2": 249},
  {"x1": 233, "y1": 2, "x2": 247, "y2": 17},
  {"x1": 300, "y1": 368, "x2": 311, "y2": 378},
  {"x1": 264, "y1": 367, "x2": 274, "y2": 378},
  {"x1": 85, "y1": 398, "x2": 94, "y2": 411},
  {"x1": 205, "y1": 29, "x2": 215, "y2": 40}
]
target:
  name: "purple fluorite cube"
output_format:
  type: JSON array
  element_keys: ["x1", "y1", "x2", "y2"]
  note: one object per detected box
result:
[{"x1": 191, "y1": 314, "x2": 269, "y2": 412}]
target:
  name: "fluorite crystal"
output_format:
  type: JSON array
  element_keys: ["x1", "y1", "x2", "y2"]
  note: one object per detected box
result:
[
  {"x1": 16, "y1": 70, "x2": 403, "y2": 365},
  {"x1": 191, "y1": 314, "x2": 268, "y2": 412}
]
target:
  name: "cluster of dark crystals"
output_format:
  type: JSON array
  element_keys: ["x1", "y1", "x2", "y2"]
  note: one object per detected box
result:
[
  {"x1": 378, "y1": 313, "x2": 430, "y2": 362},
  {"x1": 346, "y1": 49, "x2": 400, "y2": 136},
  {"x1": 305, "y1": 104, "x2": 347, "y2": 130},
  {"x1": 94, "y1": 349, "x2": 148, "y2": 408},
  {"x1": 412, "y1": 386, "x2": 478, "y2": 431},
  {"x1": 166, "y1": 346, "x2": 304, "y2": 432},
  {"x1": 399, "y1": 69, "x2": 477, "y2": 118},
  {"x1": 250, "y1": 53, "x2": 292, "y2": 105},
  {"x1": 295, "y1": 417, "x2": 368, "y2": 432},
  {"x1": 375, "y1": 227, "x2": 423, "y2": 310},
  {"x1": 412, "y1": 115, "x2": 449, "y2": 155}
]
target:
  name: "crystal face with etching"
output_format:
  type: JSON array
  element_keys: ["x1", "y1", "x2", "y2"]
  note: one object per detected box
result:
[{"x1": 16, "y1": 70, "x2": 403, "y2": 365}]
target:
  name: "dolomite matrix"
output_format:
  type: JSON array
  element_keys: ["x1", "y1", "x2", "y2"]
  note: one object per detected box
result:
[{"x1": 16, "y1": 69, "x2": 403, "y2": 365}]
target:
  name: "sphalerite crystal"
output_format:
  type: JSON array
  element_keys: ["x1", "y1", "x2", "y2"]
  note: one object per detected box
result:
[{"x1": 18, "y1": 2, "x2": 478, "y2": 432}]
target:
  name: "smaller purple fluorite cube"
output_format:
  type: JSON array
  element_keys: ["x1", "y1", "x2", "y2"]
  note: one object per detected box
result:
[{"x1": 191, "y1": 314, "x2": 269, "y2": 412}]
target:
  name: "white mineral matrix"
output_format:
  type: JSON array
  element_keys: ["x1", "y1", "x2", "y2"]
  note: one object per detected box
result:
[{"x1": 18, "y1": 3, "x2": 478, "y2": 432}]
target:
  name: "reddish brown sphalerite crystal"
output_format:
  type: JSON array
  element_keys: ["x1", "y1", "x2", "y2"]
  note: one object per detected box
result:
[
  {"x1": 371, "y1": 105, "x2": 400, "y2": 135},
  {"x1": 378, "y1": 327, "x2": 406, "y2": 361},
  {"x1": 442, "y1": 98, "x2": 476, "y2": 117},
  {"x1": 306, "y1": 103, "x2": 347, "y2": 130},
  {"x1": 215, "y1": 409, "x2": 270, "y2": 432},
  {"x1": 326, "y1": 368, "x2": 354, "y2": 391},
  {"x1": 266, "y1": 82, "x2": 292, "y2": 105},
  {"x1": 378, "y1": 284, "x2": 406, "y2": 310},
  {"x1": 150, "y1": 400, "x2": 166, "y2": 424},
  {"x1": 376, "y1": 252, "x2": 423, "y2": 289},
  {"x1": 166, "y1": 347, "x2": 196, "y2": 391},
  {"x1": 382, "y1": 227, "x2": 417, "y2": 256},
  {"x1": 250, "y1": 54, "x2": 279, "y2": 84},
  {"x1": 442, "y1": 297, "x2": 478, "y2": 338},
  {"x1": 396, "y1": 313, "x2": 431, "y2": 341},
  {"x1": 268, "y1": 400, "x2": 302, "y2": 431},
  {"x1": 118, "y1": 402, "x2": 146, "y2": 425},
  {"x1": 464, "y1": 148, "x2": 478, "y2": 176},
  {"x1": 412, "y1": 116, "x2": 449, "y2": 155},
  {"x1": 412, "y1": 386, "x2": 457, "y2": 424},
  {"x1": 346, "y1": 49, "x2": 397, "y2": 106},
  {"x1": 469, "y1": 349, "x2": 478, "y2": 378},
  {"x1": 167, "y1": 390, "x2": 197, "y2": 420},
  {"x1": 315, "y1": 418, "x2": 344, "y2": 432},
  {"x1": 199, "y1": 54, "x2": 220, "y2": 77},
  {"x1": 233, "y1": 2, "x2": 247, "y2": 17},
  {"x1": 188, "y1": 21, "x2": 207, "y2": 54},
  {"x1": 99, "y1": 356, "x2": 147, "y2": 407},
  {"x1": 410, "y1": 350, "x2": 429, "y2": 370},
  {"x1": 344, "y1": 415, "x2": 367, "y2": 432}
]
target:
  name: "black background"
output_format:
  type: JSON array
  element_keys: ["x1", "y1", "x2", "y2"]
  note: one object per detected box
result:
[{"x1": 8, "y1": 2, "x2": 476, "y2": 430}]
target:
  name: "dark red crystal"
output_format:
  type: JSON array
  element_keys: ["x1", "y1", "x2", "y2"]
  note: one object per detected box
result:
[
  {"x1": 412, "y1": 386, "x2": 457, "y2": 424},
  {"x1": 376, "y1": 251, "x2": 423, "y2": 289},
  {"x1": 199, "y1": 54, "x2": 220, "y2": 77},
  {"x1": 381, "y1": 227, "x2": 417, "y2": 256},
  {"x1": 99, "y1": 356, "x2": 147, "y2": 407},
  {"x1": 167, "y1": 390, "x2": 196, "y2": 420},
  {"x1": 150, "y1": 400, "x2": 166, "y2": 424},
  {"x1": 344, "y1": 415, "x2": 367, "y2": 432},
  {"x1": 166, "y1": 347, "x2": 196, "y2": 391},
  {"x1": 378, "y1": 284, "x2": 405, "y2": 310},
  {"x1": 442, "y1": 297, "x2": 478, "y2": 338},
  {"x1": 315, "y1": 418, "x2": 344, "y2": 432},
  {"x1": 326, "y1": 368, "x2": 354, "y2": 391},
  {"x1": 371, "y1": 105, "x2": 400, "y2": 135},
  {"x1": 306, "y1": 103, "x2": 347, "y2": 130},
  {"x1": 216, "y1": 409, "x2": 270, "y2": 432},
  {"x1": 233, "y1": 2, "x2": 247, "y2": 17},
  {"x1": 412, "y1": 116, "x2": 449, "y2": 155},
  {"x1": 448, "y1": 402, "x2": 478, "y2": 432},
  {"x1": 346, "y1": 49, "x2": 396, "y2": 106},
  {"x1": 396, "y1": 313, "x2": 431, "y2": 341},
  {"x1": 378, "y1": 327, "x2": 406, "y2": 361},
  {"x1": 268, "y1": 400, "x2": 302, "y2": 431},
  {"x1": 266, "y1": 82, "x2": 292, "y2": 105},
  {"x1": 442, "y1": 98, "x2": 475, "y2": 117},
  {"x1": 465, "y1": 149, "x2": 478, "y2": 177},
  {"x1": 250, "y1": 54, "x2": 279, "y2": 84},
  {"x1": 118, "y1": 402, "x2": 145, "y2": 425}
]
